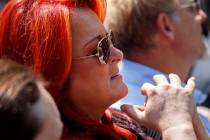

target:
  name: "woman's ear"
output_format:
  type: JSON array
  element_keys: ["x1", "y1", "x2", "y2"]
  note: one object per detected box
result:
[{"x1": 156, "y1": 13, "x2": 175, "y2": 40}]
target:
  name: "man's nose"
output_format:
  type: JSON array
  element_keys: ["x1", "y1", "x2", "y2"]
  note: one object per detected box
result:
[{"x1": 199, "y1": 9, "x2": 207, "y2": 23}]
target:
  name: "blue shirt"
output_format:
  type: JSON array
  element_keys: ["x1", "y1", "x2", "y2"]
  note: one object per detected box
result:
[{"x1": 112, "y1": 59, "x2": 210, "y2": 132}]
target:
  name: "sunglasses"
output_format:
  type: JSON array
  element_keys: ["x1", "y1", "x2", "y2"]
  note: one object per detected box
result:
[
  {"x1": 180, "y1": 2, "x2": 201, "y2": 13},
  {"x1": 73, "y1": 31, "x2": 114, "y2": 64}
]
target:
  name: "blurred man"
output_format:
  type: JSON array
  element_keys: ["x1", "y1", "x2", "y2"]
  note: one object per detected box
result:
[
  {"x1": 105, "y1": 0, "x2": 210, "y2": 132},
  {"x1": 190, "y1": 0, "x2": 210, "y2": 108}
]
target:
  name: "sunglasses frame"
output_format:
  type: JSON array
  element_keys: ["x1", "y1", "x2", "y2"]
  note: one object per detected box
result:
[
  {"x1": 180, "y1": 1, "x2": 201, "y2": 13},
  {"x1": 73, "y1": 31, "x2": 114, "y2": 64}
]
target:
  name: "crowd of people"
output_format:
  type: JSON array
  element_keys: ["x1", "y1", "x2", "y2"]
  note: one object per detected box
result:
[{"x1": 0, "y1": 0, "x2": 210, "y2": 139}]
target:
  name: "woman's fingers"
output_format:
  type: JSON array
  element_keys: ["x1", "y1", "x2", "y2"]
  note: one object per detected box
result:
[
  {"x1": 169, "y1": 73, "x2": 181, "y2": 87},
  {"x1": 141, "y1": 83, "x2": 155, "y2": 96},
  {"x1": 121, "y1": 104, "x2": 146, "y2": 124},
  {"x1": 142, "y1": 74, "x2": 195, "y2": 97},
  {"x1": 184, "y1": 77, "x2": 196, "y2": 93},
  {"x1": 153, "y1": 74, "x2": 168, "y2": 85}
]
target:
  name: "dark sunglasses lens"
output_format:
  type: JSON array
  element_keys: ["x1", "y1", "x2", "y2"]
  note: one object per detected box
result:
[
  {"x1": 98, "y1": 38, "x2": 110, "y2": 64},
  {"x1": 196, "y1": 3, "x2": 200, "y2": 12},
  {"x1": 202, "y1": 20, "x2": 209, "y2": 36},
  {"x1": 110, "y1": 32, "x2": 115, "y2": 45}
]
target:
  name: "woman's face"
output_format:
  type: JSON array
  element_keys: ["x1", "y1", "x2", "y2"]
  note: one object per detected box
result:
[{"x1": 68, "y1": 8, "x2": 128, "y2": 119}]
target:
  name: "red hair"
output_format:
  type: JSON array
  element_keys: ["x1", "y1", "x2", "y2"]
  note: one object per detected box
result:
[
  {"x1": 0, "y1": 0, "x2": 138, "y2": 139},
  {"x1": 0, "y1": 0, "x2": 105, "y2": 101}
]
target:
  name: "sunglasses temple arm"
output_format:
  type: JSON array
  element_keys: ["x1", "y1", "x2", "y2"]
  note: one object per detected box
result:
[{"x1": 72, "y1": 54, "x2": 99, "y2": 60}]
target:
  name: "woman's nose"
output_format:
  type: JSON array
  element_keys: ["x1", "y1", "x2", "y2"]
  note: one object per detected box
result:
[{"x1": 108, "y1": 45, "x2": 123, "y2": 63}]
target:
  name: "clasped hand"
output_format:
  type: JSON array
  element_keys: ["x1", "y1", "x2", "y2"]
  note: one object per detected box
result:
[{"x1": 121, "y1": 73, "x2": 196, "y2": 132}]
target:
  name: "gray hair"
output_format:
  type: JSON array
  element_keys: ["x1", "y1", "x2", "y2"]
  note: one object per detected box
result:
[{"x1": 105, "y1": 0, "x2": 176, "y2": 57}]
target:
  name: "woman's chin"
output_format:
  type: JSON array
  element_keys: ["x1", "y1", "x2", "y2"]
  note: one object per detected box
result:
[{"x1": 114, "y1": 83, "x2": 128, "y2": 101}]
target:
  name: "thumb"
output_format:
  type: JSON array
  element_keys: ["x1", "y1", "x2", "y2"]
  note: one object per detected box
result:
[{"x1": 121, "y1": 104, "x2": 146, "y2": 124}]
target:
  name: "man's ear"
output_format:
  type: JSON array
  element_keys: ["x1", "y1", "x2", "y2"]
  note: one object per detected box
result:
[{"x1": 156, "y1": 13, "x2": 175, "y2": 40}]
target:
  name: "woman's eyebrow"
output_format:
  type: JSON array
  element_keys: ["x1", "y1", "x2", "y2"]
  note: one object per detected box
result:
[{"x1": 83, "y1": 35, "x2": 102, "y2": 49}]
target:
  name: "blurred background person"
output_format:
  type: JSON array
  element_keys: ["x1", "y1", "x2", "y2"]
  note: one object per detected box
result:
[
  {"x1": 190, "y1": 0, "x2": 210, "y2": 108},
  {"x1": 105, "y1": 0, "x2": 210, "y2": 132},
  {"x1": 105, "y1": 0, "x2": 207, "y2": 107},
  {"x1": 0, "y1": 59, "x2": 63, "y2": 140}
]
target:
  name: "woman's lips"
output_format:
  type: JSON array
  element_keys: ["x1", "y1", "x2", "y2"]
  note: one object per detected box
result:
[{"x1": 111, "y1": 73, "x2": 122, "y2": 80}]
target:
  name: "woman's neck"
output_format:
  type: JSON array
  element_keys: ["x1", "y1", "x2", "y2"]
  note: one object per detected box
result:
[{"x1": 64, "y1": 101, "x2": 106, "y2": 122}]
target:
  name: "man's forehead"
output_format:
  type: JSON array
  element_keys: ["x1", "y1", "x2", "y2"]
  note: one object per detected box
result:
[
  {"x1": 179, "y1": 0, "x2": 197, "y2": 4},
  {"x1": 187, "y1": 0, "x2": 198, "y2": 3}
]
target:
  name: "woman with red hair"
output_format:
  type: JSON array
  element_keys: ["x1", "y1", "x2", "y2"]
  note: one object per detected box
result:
[{"x1": 0, "y1": 0, "x2": 208, "y2": 139}]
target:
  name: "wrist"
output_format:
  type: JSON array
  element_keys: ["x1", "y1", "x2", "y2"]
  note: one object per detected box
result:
[
  {"x1": 192, "y1": 110, "x2": 200, "y2": 125},
  {"x1": 192, "y1": 111, "x2": 209, "y2": 140},
  {"x1": 159, "y1": 114, "x2": 192, "y2": 132},
  {"x1": 162, "y1": 123, "x2": 196, "y2": 140}
]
